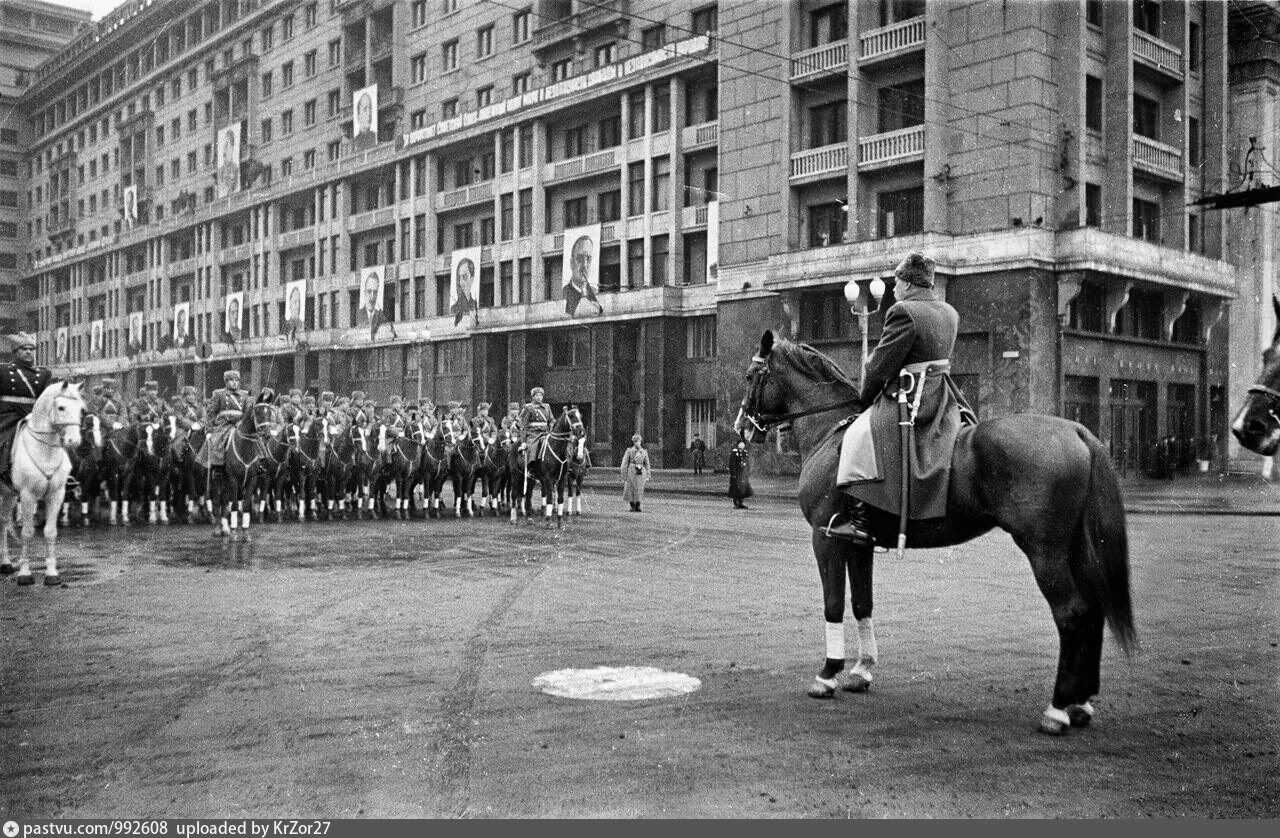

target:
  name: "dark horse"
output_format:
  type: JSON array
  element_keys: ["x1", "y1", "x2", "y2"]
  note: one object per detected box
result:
[
  {"x1": 1232, "y1": 297, "x2": 1280, "y2": 459},
  {"x1": 128, "y1": 419, "x2": 171, "y2": 525},
  {"x1": 512, "y1": 407, "x2": 587, "y2": 529},
  {"x1": 421, "y1": 422, "x2": 451, "y2": 519},
  {"x1": 72, "y1": 412, "x2": 105, "y2": 525},
  {"x1": 737, "y1": 332, "x2": 1135, "y2": 735},
  {"x1": 477, "y1": 431, "x2": 509, "y2": 517},
  {"x1": 285, "y1": 418, "x2": 324, "y2": 521},
  {"x1": 211, "y1": 401, "x2": 273, "y2": 539},
  {"x1": 446, "y1": 417, "x2": 481, "y2": 518}
]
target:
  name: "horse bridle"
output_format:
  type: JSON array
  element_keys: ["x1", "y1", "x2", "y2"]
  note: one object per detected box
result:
[
  {"x1": 1247, "y1": 383, "x2": 1280, "y2": 427},
  {"x1": 738, "y1": 353, "x2": 861, "y2": 436}
]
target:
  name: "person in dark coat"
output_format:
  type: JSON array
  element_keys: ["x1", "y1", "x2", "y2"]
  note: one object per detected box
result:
[
  {"x1": 826, "y1": 252, "x2": 972, "y2": 543},
  {"x1": 0, "y1": 332, "x2": 53, "y2": 490},
  {"x1": 728, "y1": 440, "x2": 752, "y2": 509},
  {"x1": 690, "y1": 433, "x2": 707, "y2": 475}
]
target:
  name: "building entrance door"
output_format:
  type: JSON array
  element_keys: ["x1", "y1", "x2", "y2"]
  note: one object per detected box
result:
[
  {"x1": 1166, "y1": 383, "x2": 1196, "y2": 473},
  {"x1": 1108, "y1": 379, "x2": 1156, "y2": 476}
]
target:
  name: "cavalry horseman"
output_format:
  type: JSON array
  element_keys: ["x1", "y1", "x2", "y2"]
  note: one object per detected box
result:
[
  {"x1": 0, "y1": 332, "x2": 53, "y2": 490},
  {"x1": 129, "y1": 380, "x2": 164, "y2": 425},
  {"x1": 196, "y1": 369, "x2": 248, "y2": 484},
  {"x1": 170, "y1": 384, "x2": 204, "y2": 459},
  {"x1": 472, "y1": 401, "x2": 498, "y2": 445},
  {"x1": 500, "y1": 401, "x2": 521, "y2": 446},
  {"x1": 826, "y1": 251, "x2": 973, "y2": 543},
  {"x1": 518, "y1": 387, "x2": 554, "y2": 459},
  {"x1": 96, "y1": 378, "x2": 124, "y2": 430}
]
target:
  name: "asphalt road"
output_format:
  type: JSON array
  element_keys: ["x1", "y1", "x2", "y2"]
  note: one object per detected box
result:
[{"x1": 1, "y1": 489, "x2": 1277, "y2": 817}]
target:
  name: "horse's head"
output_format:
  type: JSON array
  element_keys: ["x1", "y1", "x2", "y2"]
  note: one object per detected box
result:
[
  {"x1": 736, "y1": 330, "x2": 786, "y2": 444},
  {"x1": 442, "y1": 417, "x2": 463, "y2": 447},
  {"x1": 35, "y1": 381, "x2": 84, "y2": 449},
  {"x1": 565, "y1": 406, "x2": 586, "y2": 440},
  {"x1": 1232, "y1": 297, "x2": 1280, "y2": 456},
  {"x1": 249, "y1": 402, "x2": 275, "y2": 436}
]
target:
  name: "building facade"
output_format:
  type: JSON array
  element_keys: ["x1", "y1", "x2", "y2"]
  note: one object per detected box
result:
[
  {"x1": 0, "y1": 0, "x2": 92, "y2": 336},
  {"x1": 11, "y1": 0, "x2": 1251, "y2": 472}
]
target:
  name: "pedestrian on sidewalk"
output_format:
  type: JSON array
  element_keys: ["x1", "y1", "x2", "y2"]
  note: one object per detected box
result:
[
  {"x1": 621, "y1": 434, "x2": 651, "y2": 512},
  {"x1": 690, "y1": 433, "x2": 707, "y2": 475},
  {"x1": 728, "y1": 440, "x2": 752, "y2": 509}
]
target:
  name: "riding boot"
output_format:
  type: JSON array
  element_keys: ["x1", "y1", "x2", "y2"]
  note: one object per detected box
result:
[{"x1": 822, "y1": 494, "x2": 873, "y2": 546}]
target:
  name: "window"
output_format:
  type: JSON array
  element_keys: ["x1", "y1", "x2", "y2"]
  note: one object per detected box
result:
[
  {"x1": 1189, "y1": 21, "x2": 1201, "y2": 73},
  {"x1": 282, "y1": 61, "x2": 294, "y2": 88},
  {"x1": 595, "y1": 42, "x2": 616, "y2": 67},
  {"x1": 412, "y1": 0, "x2": 427, "y2": 27},
  {"x1": 477, "y1": 25, "x2": 493, "y2": 58},
  {"x1": 642, "y1": 24, "x2": 666, "y2": 50},
  {"x1": 261, "y1": 117, "x2": 274, "y2": 143},
  {"x1": 811, "y1": 99, "x2": 848, "y2": 147},
  {"x1": 808, "y1": 202, "x2": 847, "y2": 247},
  {"x1": 443, "y1": 0, "x2": 459, "y2": 13},
  {"x1": 501, "y1": 194, "x2": 514, "y2": 239},
  {"x1": 564, "y1": 125, "x2": 587, "y2": 157},
  {"x1": 1134, "y1": 0, "x2": 1160, "y2": 37},
  {"x1": 1188, "y1": 116, "x2": 1201, "y2": 166},
  {"x1": 598, "y1": 189, "x2": 621, "y2": 222},
  {"x1": 304, "y1": 149, "x2": 316, "y2": 170},
  {"x1": 1086, "y1": 0, "x2": 1103, "y2": 26},
  {"x1": 282, "y1": 14, "x2": 294, "y2": 40},
  {"x1": 564, "y1": 196, "x2": 587, "y2": 226},
  {"x1": 328, "y1": 39, "x2": 342, "y2": 67},
  {"x1": 652, "y1": 157, "x2": 670, "y2": 211},
  {"x1": 686, "y1": 316, "x2": 716, "y2": 358},
  {"x1": 281, "y1": 157, "x2": 293, "y2": 178},
  {"x1": 877, "y1": 187, "x2": 923, "y2": 237},
  {"x1": 443, "y1": 40, "x2": 458, "y2": 73},
  {"x1": 454, "y1": 221, "x2": 473, "y2": 248},
  {"x1": 877, "y1": 80, "x2": 922, "y2": 133},
  {"x1": 799, "y1": 288, "x2": 847, "y2": 340},
  {"x1": 627, "y1": 239, "x2": 644, "y2": 287},
  {"x1": 1188, "y1": 213, "x2": 1202, "y2": 254},
  {"x1": 1133, "y1": 94, "x2": 1159, "y2": 140},
  {"x1": 407, "y1": 53, "x2": 426, "y2": 85},
  {"x1": 628, "y1": 162, "x2": 645, "y2": 215},
  {"x1": 652, "y1": 83, "x2": 671, "y2": 132},
  {"x1": 305, "y1": 2, "x2": 318, "y2": 27},
  {"x1": 651, "y1": 234, "x2": 669, "y2": 285},
  {"x1": 549, "y1": 330, "x2": 590, "y2": 367},
  {"x1": 1085, "y1": 75, "x2": 1103, "y2": 132},
  {"x1": 599, "y1": 116, "x2": 621, "y2": 148},
  {"x1": 477, "y1": 86, "x2": 493, "y2": 108},
  {"x1": 518, "y1": 189, "x2": 532, "y2": 236},
  {"x1": 692, "y1": 5, "x2": 718, "y2": 35},
  {"x1": 1133, "y1": 197, "x2": 1160, "y2": 243},
  {"x1": 551, "y1": 58, "x2": 572, "y2": 82},
  {"x1": 810, "y1": 3, "x2": 848, "y2": 47},
  {"x1": 304, "y1": 99, "x2": 317, "y2": 126},
  {"x1": 261, "y1": 26, "x2": 274, "y2": 51},
  {"x1": 261, "y1": 71, "x2": 273, "y2": 97},
  {"x1": 281, "y1": 109, "x2": 294, "y2": 134},
  {"x1": 512, "y1": 71, "x2": 532, "y2": 95},
  {"x1": 411, "y1": 109, "x2": 426, "y2": 129},
  {"x1": 327, "y1": 89, "x2": 341, "y2": 117},
  {"x1": 1085, "y1": 182, "x2": 1101, "y2": 227},
  {"x1": 513, "y1": 8, "x2": 531, "y2": 43},
  {"x1": 305, "y1": 50, "x2": 317, "y2": 77},
  {"x1": 328, "y1": 140, "x2": 341, "y2": 162},
  {"x1": 442, "y1": 99, "x2": 457, "y2": 119}
]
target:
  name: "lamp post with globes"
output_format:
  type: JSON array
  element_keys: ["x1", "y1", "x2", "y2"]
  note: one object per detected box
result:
[{"x1": 844, "y1": 277, "x2": 886, "y2": 388}]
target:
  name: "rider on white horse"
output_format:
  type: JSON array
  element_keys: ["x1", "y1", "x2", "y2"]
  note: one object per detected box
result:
[{"x1": 0, "y1": 332, "x2": 53, "y2": 491}]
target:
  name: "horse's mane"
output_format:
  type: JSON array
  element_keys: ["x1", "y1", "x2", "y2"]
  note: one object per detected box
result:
[{"x1": 772, "y1": 339, "x2": 859, "y2": 390}]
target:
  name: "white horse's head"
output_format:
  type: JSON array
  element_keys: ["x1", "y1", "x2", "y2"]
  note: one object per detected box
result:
[{"x1": 36, "y1": 381, "x2": 83, "y2": 449}]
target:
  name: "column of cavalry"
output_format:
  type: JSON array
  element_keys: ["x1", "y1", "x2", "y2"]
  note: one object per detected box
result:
[{"x1": 25, "y1": 372, "x2": 592, "y2": 538}]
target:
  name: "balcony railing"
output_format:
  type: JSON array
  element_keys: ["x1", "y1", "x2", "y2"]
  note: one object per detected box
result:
[
  {"x1": 858, "y1": 124, "x2": 925, "y2": 169},
  {"x1": 860, "y1": 16, "x2": 926, "y2": 63},
  {"x1": 681, "y1": 120, "x2": 718, "y2": 148},
  {"x1": 1133, "y1": 134, "x2": 1183, "y2": 180},
  {"x1": 545, "y1": 147, "x2": 619, "y2": 183},
  {"x1": 1132, "y1": 28, "x2": 1183, "y2": 79},
  {"x1": 532, "y1": 0, "x2": 631, "y2": 51},
  {"x1": 345, "y1": 46, "x2": 366, "y2": 69},
  {"x1": 789, "y1": 143, "x2": 848, "y2": 181},
  {"x1": 438, "y1": 179, "x2": 494, "y2": 211},
  {"x1": 791, "y1": 39, "x2": 849, "y2": 80},
  {"x1": 681, "y1": 203, "x2": 710, "y2": 229}
]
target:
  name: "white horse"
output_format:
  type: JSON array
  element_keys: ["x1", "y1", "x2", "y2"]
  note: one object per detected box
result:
[{"x1": 0, "y1": 381, "x2": 83, "y2": 585}]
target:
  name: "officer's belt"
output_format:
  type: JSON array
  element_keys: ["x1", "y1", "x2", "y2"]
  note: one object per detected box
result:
[{"x1": 0, "y1": 395, "x2": 36, "y2": 405}]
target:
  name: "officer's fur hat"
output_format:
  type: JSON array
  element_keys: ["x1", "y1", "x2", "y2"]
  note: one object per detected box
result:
[
  {"x1": 476, "y1": 401, "x2": 491, "y2": 412},
  {"x1": 530, "y1": 386, "x2": 545, "y2": 398},
  {"x1": 507, "y1": 401, "x2": 520, "y2": 412},
  {"x1": 8, "y1": 332, "x2": 36, "y2": 350},
  {"x1": 447, "y1": 400, "x2": 461, "y2": 411},
  {"x1": 223, "y1": 369, "x2": 241, "y2": 382},
  {"x1": 182, "y1": 385, "x2": 197, "y2": 396},
  {"x1": 894, "y1": 252, "x2": 936, "y2": 288}
]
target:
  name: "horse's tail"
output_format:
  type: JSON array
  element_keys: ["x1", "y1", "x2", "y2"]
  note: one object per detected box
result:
[{"x1": 1072, "y1": 426, "x2": 1138, "y2": 656}]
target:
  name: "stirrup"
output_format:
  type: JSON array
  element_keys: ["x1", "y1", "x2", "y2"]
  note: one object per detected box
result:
[{"x1": 822, "y1": 513, "x2": 872, "y2": 546}]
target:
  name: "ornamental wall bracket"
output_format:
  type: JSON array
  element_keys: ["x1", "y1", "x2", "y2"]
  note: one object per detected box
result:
[
  {"x1": 1105, "y1": 280, "x2": 1132, "y2": 333},
  {"x1": 1056, "y1": 273, "x2": 1084, "y2": 325}
]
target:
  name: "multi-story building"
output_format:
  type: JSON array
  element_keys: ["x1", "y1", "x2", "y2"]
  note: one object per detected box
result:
[
  {"x1": 10, "y1": 0, "x2": 1250, "y2": 473},
  {"x1": 0, "y1": 0, "x2": 91, "y2": 336}
]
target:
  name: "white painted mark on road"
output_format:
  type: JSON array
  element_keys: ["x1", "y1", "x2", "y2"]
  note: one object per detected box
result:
[{"x1": 533, "y1": 666, "x2": 701, "y2": 701}]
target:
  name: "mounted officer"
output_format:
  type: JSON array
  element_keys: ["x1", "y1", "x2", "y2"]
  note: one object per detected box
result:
[
  {"x1": 129, "y1": 380, "x2": 164, "y2": 425},
  {"x1": 0, "y1": 332, "x2": 53, "y2": 490},
  {"x1": 500, "y1": 401, "x2": 521, "y2": 447},
  {"x1": 170, "y1": 384, "x2": 204, "y2": 459},
  {"x1": 350, "y1": 391, "x2": 370, "y2": 427},
  {"x1": 519, "y1": 386, "x2": 553, "y2": 459},
  {"x1": 472, "y1": 401, "x2": 497, "y2": 446},
  {"x1": 97, "y1": 378, "x2": 124, "y2": 430},
  {"x1": 280, "y1": 389, "x2": 304, "y2": 426},
  {"x1": 196, "y1": 369, "x2": 248, "y2": 476},
  {"x1": 826, "y1": 252, "x2": 973, "y2": 543}
]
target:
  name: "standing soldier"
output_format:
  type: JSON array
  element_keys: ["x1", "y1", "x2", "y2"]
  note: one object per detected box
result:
[
  {"x1": 690, "y1": 433, "x2": 708, "y2": 475},
  {"x1": 0, "y1": 332, "x2": 53, "y2": 490},
  {"x1": 97, "y1": 378, "x2": 124, "y2": 430},
  {"x1": 518, "y1": 387, "x2": 553, "y2": 457}
]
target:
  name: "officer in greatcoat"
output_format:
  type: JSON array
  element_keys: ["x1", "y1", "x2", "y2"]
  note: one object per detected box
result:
[
  {"x1": 197, "y1": 370, "x2": 247, "y2": 471},
  {"x1": 518, "y1": 387, "x2": 553, "y2": 458},
  {"x1": 0, "y1": 332, "x2": 52, "y2": 489}
]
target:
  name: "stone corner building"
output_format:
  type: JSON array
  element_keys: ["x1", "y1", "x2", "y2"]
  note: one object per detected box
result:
[{"x1": 6, "y1": 0, "x2": 1276, "y2": 474}]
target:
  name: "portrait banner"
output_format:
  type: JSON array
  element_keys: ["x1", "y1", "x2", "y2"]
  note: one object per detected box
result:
[
  {"x1": 561, "y1": 222, "x2": 601, "y2": 317},
  {"x1": 216, "y1": 122, "x2": 242, "y2": 199},
  {"x1": 173, "y1": 302, "x2": 191, "y2": 346},
  {"x1": 449, "y1": 246, "x2": 481, "y2": 327},
  {"x1": 128, "y1": 311, "x2": 144, "y2": 349},
  {"x1": 122, "y1": 185, "x2": 139, "y2": 229},
  {"x1": 90, "y1": 319, "x2": 104, "y2": 358},
  {"x1": 357, "y1": 265, "x2": 385, "y2": 317},
  {"x1": 706, "y1": 200, "x2": 719, "y2": 285},
  {"x1": 224, "y1": 291, "x2": 245, "y2": 338},
  {"x1": 284, "y1": 279, "x2": 307, "y2": 329},
  {"x1": 352, "y1": 84, "x2": 378, "y2": 143},
  {"x1": 55, "y1": 326, "x2": 68, "y2": 364}
]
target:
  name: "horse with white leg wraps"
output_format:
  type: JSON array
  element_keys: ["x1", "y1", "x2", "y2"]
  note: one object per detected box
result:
[{"x1": 0, "y1": 382, "x2": 84, "y2": 585}]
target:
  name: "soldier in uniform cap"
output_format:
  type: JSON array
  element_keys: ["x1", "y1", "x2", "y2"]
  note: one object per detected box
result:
[
  {"x1": 0, "y1": 332, "x2": 53, "y2": 489},
  {"x1": 97, "y1": 378, "x2": 124, "y2": 430},
  {"x1": 500, "y1": 401, "x2": 522, "y2": 448},
  {"x1": 350, "y1": 391, "x2": 369, "y2": 426},
  {"x1": 518, "y1": 386, "x2": 553, "y2": 457},
  {"x1": 302, "y1": 393, "x2": 318, "y2": 420},
  {"x1": 170, "y1": 384, "x2": 204, "y2": 459},
  {"x1": 418, "y1": 397, "x2": 440, "y2": 437},
  {"x1": 472, "y1": 401, "x2": 497, "y2": 446},
  {"x1": 196, "y1": 370, "x2": 247, "y2": 496},
  {"x1": 129, "y1": 380, "x2": 164, "y2": 425},
  {"x1": 281, "y1": 388, "x2": 303, "y2": 426}
]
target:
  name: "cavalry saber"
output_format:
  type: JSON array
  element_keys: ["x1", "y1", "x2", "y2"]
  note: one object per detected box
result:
[{"x1": 896, "y1": 370, "x2": 914, "y2": 561}]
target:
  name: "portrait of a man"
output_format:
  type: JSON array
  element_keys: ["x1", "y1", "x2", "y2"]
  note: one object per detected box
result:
[
  {"x1": 284, "y1": 280, "x2": 306, "y2": 340},
  {"x1": 55, "y1": 327, "x2": 68, "y2": 363},
  {"x1": 449, "y1": 247, "x2": 481, "y2": 328},
  {"x1": 90, "y1": 319, "x2": 104, "y2": 357},
  {"x1": 123, "y1": 185, "x2": 138, "y2": 229},
  {"x1": 216, "y1": 123, "x2": 242, "y2": 199},
  {"x1": 561, "y1": 223, "x2": 602, "y2": 317},
  {"x1": 357, "y1": 266, "x2": 395, "y2": 341},
  {"x1": 173, "y1": 303, "x2": 191, "y2": 346},
  {"x1": 352, "y1": 85, "x2": 378, "y2": 143},
  {"x1": 128, "y1": 312, "x2": 143, "y2": 348},
  {"x1": 225, "y1": 292, "x2": 244, "y2": 339}
]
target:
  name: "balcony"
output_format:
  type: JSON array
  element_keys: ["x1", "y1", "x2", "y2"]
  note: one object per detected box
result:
[
  {"x1": 681, "y1": 203, "x2": 711, "y2": 229},
  {"x1": 437, "y1": 180, "x2": 494, "y2": 212},
  {"x1": 532, "y1": 0, "x2": 630, "y2": 52},
  {"x1": 1132, "y1": 134, "x2": 1183, "y2": 181},
  {"x1": 789, "y1": 143, "x2": 848, "y2": 183},
  {"x1": 211, "y1": 53, "x2": 258, "y2": 89},
  {"x1": 370, "y1": 34, "x2": 394, "y2": 63},
  {"x1": 220, "y1": 242, "x2": 252, "y2": 263},
  {"x1": 1132, "y1": 29, "x2": 1183, "y2": 82},
  {"x1": 544, "y1": 147, "x2": 619, "y2": 184},
  {"x1": 859, "y1": 16, "x2": 926, "y2": 64},
  {"x1": 279, "y1": 226, "x2": 316, "y2": 249},
  {"x1": 858, "y1": 125, "x2": 925, "y2": 170},
  {"x1": 791, "y1": 40, "x2": 848, "y2": 81},
  {"x1": 349, "y1": 206, "x2": 396, "y2": 233},
  {"x1": 681, "y1": 120, "x2": 719, "y2": 150},
  {"x1": 345, "y1": 45, "x2": 366, "y2": 70}
]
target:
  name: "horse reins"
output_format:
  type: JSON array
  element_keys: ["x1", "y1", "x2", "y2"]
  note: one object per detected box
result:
[{"x1": 739, "y1": 353, "x2": 862, "y2": 434}]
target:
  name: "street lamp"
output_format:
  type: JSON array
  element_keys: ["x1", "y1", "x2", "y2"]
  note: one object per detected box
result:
[{"x1": 844, "y1": 277, "x2": 886, "y2": 388}]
